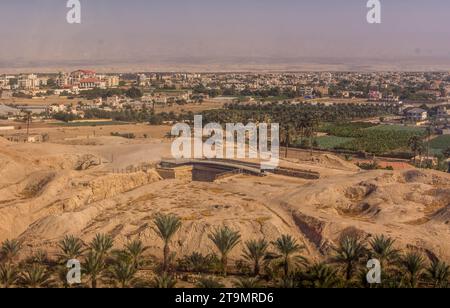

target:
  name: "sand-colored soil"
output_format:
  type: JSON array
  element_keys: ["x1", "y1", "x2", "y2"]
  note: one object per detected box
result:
[{"x1": 0, "y1": 133, "x2": 449, "y2": 263}]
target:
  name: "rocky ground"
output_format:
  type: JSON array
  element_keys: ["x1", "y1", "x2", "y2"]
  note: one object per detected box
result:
[{"x1": 0, "y1": 134, "x2": 449, "y2": 263}]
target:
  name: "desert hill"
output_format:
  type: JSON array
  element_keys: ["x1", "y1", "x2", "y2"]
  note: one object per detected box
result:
[{"x1": 0, "y1": 137, "x2": 449, "y2": 263}]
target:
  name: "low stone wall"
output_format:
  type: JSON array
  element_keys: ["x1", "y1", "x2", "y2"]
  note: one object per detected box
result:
[
  {"x1": 156, "y1": 166, "x2": 193, "y2": 181},
  {"x1": 270, "y1": 167, "x2": 320, "y2": 180}
]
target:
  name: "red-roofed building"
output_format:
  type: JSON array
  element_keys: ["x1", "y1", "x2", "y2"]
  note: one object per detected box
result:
[
  {"x1": 70, "y1": 70, "x2": 98, "y2": 88},
  {"x1": 79, "y1": 78, "x2": 104, "y2": 89}
]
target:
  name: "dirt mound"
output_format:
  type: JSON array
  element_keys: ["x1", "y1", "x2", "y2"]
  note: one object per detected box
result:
[
  {"x1": 400, "y1": 169, "x2": 450, "y2": 186},
  {"x1": 313, "y1": 154, "x2": 360, "y2": 171},
  {"x1": 402, "y1": 170, "x2": 431, "y2": 183},
  {"x1": 21, "y1": 172, "x2": 56, "y2": 198},
  {"x1": 1, "y1": 137, "x2": 450, "y2": 263},
  {"x1": 86, "y1": 171, "x2": 162, "y2": 203}
]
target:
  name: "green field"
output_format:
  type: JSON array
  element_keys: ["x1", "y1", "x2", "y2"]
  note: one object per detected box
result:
[
  {"x1": 365, "y1": 125, "x2": 426, "y2": 134},
  {"x1": 319, "y1": 122, "x2": 375, "y2": 138},
  {"x1": 315, "y1": 136, "x2": 355, "y2": 149},
  {"x1": 429, "y1": 135, "x2": 450, "y2": 155},
  {"x1": 315, "y1": 124, "x2": 426, "y2": 155}
]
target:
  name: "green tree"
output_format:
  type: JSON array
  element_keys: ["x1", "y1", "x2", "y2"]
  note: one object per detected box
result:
[
  {"x1": 242, "y1": 239, "x2": 268, "y2": 277},
  {"x1": 83, "y1": 251, "x2": 106, "y2": 288},
  {"x1": 443, "y1": 147, "x2": 450, "y2": 158},
  {"x1": 196, "y1": 276, "x2": 224, "y2": 288},
  {"x1": 299, "y1": 262, "x2": 340, "y2": 288},
  {"x1": 123, "y1": 239, "x2": 149, "y2": 270},
  {"x1": 208, "y1": 226, "x2": 241, "y2": 276},
  {"x1": 152, "y1": 272, "x2": 177, "y2": 288},
  {"x1": 125, "y1": 87, "x2": 143, "y2": 99},
  {"x1": 368, "y1": 235, "x2": 399, "y2": 271},
  {"x1": 89, "y1": 234, "x2": 114, "y2": 257},
  {"x1": 57, "y1": 235, "x2": 84, "y2": 264},
  {"x1": 178, "y1": 252, "x2": 217, "y2": 274},
  {"x1": 269, "y1": 235, "x2": 307, "y2": 277},
  {"x1": 153, "y1": 214, "x2": 182, "y2": 272},
  {"x1": 399, "y1": 252, "x2": 426, "y2": 288},
  {"x1": 332, "y1": 236, "x2": 366, "y2": 281},
  {"x1": 233, "y1": 277, "x2": 263, "y2": 288},
  {"x1": 426, "y1": 259, "x2": 449, "y2": 288},
  {"x1": 0, "y1": 239, "x2": 22, "y2": 264},
  {"x1": 108, "y1": 259, "x2": 138, "y2": 288},
  {"x1": 19, "y1": 264, "x2": 53, "y2": 288},
  {"x1": 0, "y1": 264, "x2": 19, "y2": 288},
  {"x1": 408, "y1": 135, "x2": 425, "y2": 164}
]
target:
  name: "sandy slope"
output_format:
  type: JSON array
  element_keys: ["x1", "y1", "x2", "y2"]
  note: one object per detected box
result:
[{"x1": 0, "y1": 136, "x2": 449, "y2": 263}]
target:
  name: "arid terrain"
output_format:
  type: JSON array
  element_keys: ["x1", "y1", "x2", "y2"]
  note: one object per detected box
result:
[{"x1": 0, "y1": 124, "x2": 449, "y2": 265}]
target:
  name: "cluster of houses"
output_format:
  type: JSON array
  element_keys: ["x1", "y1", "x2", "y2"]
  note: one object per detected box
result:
[
  {"x1": 0, "y1": 70, "x2": 120, "y2": 96},
  {"x1": 55, "y1": 70, "x2": 120, "y2": 91},
  {"x1": 404, "y1": 105, "x2": 450, "y2": 123},
  {"x1": 130, "y1": 72, "x2": 450, "y2": 102}
]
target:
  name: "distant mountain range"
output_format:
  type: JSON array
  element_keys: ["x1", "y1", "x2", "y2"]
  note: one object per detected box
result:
[{"x1": 2, "y1": 56, "x2": 450, "y2": 73}]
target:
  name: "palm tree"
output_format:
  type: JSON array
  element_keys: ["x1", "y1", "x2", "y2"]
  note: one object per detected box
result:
[
  {"x1": 299, "y1": 262, "x2": 340, "y2": 288},
  {"x1": 178, "y1": 252, "x2": 217, "y2": 274},
  {"x1": 108, "y1": 259, "x2": 138, "y2": 288},
  {"x1": 304, "y1": 115, "x2": 319, "y2": 157},
  {"x1": 233, "y1": 277, "x2": 263, "y2": 288},
  {"x1": 408, "y1": 136, "x2": 424, "y2": 165},
  {"x1": 242, "y1": 239, "x2": 268, "y2": 277},
  {"x1": 23, "y1": 111, "x2": 32, "y2": 140},
  {"x1": 208, "y1": 226, "x2": 241, "y2": 276},
  {"x1": 277, "y1": 276, "x2": 296, "y2": 288},
  {"x1": 443, "y1": 146, "x2": 450, "y2": 159},
  {"x1": 124, "y1": 239, "x2": 149, "y2": 270},
  {"x1": 399, "y1": 252, "x2": 426, "y2": 288},
  {"x1": 0, "y1": 239, "x2": 22, "y2": 264},
  {"x1": 57, "y1": 235, "x2": 84, "y2": 264},
  {"x1": 369, "y1": 235, "x2": 399, "y2": 271},
  {"x1": 196, "y1": 276, "x2": 225, "y2": 288},
  {"x1": 89, "y1": 234, "x2": 114, "y2": 257},
  {"x1": 269, "y1": 235, "x2": 307, "y2": 277},
  {"x1": 332, "y1": 235, "x2": 366, "y2": 281},
  {"x1": 426, "y1": 259, "x2": 449, "y2": 288},
  {"x1": 0, "y1": 264, "x2": 19, "y2": 288},
  {"x1": 280, "y1": 123, "x2": 295, "y2": 158},
  {"x1": 153, "y1": 214, "x2": 182, "y2": 272},
  {"x1": 56, "y1": 264, "x2": 74, "y2": 289},
  {"x1": 152, "y1": 272, "x2": 177, "y2": 288},
  {"x1": 425, "y1": 126, "x2": 433, "y2": 160},
  {"x1": 19, "y1": 264, "x2": 53, "y2": 288},
  {"x1": 83, "y1": 251, "x2": 106, "y2": 288}
]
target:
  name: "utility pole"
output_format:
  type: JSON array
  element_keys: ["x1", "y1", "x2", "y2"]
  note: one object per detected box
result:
[{"x1": 25, "y1": 111, "x2": 31, "y2": 141}]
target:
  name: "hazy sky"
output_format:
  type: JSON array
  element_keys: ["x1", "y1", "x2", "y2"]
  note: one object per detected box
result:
[{"x1": 1, "y1": 0, "x2": 450, "y2": 69}]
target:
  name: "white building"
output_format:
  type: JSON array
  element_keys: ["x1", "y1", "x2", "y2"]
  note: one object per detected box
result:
[
  {"x1": 48, "y1": 104, "x2": 67, "y2": 113},
  {"x1": 56, "y1": 73, "x2": 70, "y2": 88},
  {"x1": 137, "y1": 74, "x2": 149, "y2": 87},
  {"x1": 79, "y1": 78, "x2": 105, "y2": 89},
  {"x1": 18, "y1": 74, "x2": 39, "y2": 90},
  {"x1": 105, "y1": 76, "x2": 120, "y2": 87},
  {"x1": 406, "y1": 108, "x2": 428, "y2": 122}
]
